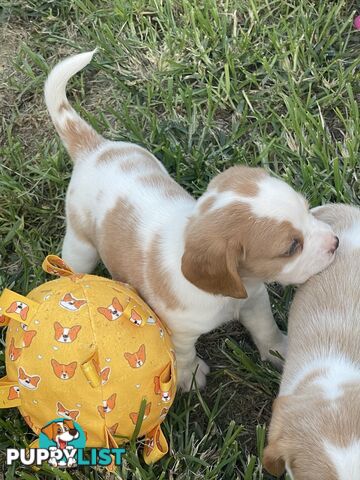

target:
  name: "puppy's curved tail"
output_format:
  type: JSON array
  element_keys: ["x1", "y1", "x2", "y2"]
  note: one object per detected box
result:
[{"x1": 45, "y1": 50, "x2": 104, "y2": 162}]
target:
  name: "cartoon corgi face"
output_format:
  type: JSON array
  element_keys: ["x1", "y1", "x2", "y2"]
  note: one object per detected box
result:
[
  {"x1": 129, "y1": 402, "x2": 152, "y2": 425},
  {"x1": 97, "y1": 393, "x2": 116, "y2": 418},
  {"x1": 154, "y1": 376, "x2": 172, "y2": 403},
  {"x1": 144, "y1": 437, "x2": 154, "y2": 456},
  {"x1": 59, "y1": 293, "x2": 86, "y2": 311},
  {"x1": 129, "y1": 309, "x2": 143, "y2": 326},
  {"x1": 97, "y1": 298, "x2": 123, "y2": 321},
  {"x1": 9, "y1": 338, "x2": 22, "y2": 361},
  {"x1": 146, "y1": 315, "x2": 156, "y2": 325},
  {"x1": 8, "y1": 385, "x2": 20, "y2": 400},
  {"x1": 92, "y1": 360, "x2": 111, "y2": 385},
  {"x1": 159, "y1": 407, "x2": 169, "y2": 421},
  {"x1": 108, "y1": 423, "x2": 118, "y2": 436},
  {"x1": 51, "y1": 359, "x2": 77, "y2": 380},
  {"x1": 6, "y1": 301, "x2": 29, "y2": 320},
  {"x1": 124, "y1": 344, "x2": 146, "y2": 368},
  {"x1": 22, "y1": 330, "x2": 37, "y2": 348},
  {"x1": 53, "y1": 322, "x2": 81, "y2": 343},
  {"x1": 18, "y1": 367, "x2": 40, "y2": 390},
  {"x1": 100, "y1": 367, "x2": 111, "y2": 385},
  {"x1": 57, "y1": 402, "x2": 80, "y2": 421}
]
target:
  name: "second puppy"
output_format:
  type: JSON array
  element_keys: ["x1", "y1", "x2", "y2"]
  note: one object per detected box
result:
[{"x1": 264, "y1": 204, "x2": 360, "y2": 479}]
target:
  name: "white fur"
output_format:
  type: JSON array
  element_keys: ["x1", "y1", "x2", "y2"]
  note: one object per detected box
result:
[
  {"x1": 324, "y1": 440, "x2": 360, "y2": 480},
  {"x1": 280, "y1": 355, "x2": 360, "y2": 400},
  {"x1": 341, "y1": 224, "x2": 360, "y2": 249},
  {"x1": 45, "y1": 52, "x2": 337, "y2": 390}
]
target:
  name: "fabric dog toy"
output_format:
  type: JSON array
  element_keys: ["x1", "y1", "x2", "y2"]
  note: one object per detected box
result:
[{"x1": 0, "y1": 255, "x2": 176, "y2": 468}]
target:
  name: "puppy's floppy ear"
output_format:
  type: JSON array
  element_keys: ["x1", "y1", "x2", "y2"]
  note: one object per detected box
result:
[{"x1": 181, "y1": 235, "x2": 247, "y2": 299}]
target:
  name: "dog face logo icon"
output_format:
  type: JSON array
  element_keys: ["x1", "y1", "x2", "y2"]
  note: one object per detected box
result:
[{"x1": 39, "y1": 418, "x2": 86, "y2": 468}]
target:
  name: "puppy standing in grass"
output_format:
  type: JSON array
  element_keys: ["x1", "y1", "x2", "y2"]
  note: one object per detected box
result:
[
  {"x1": 45, "y1": 51, "x2": 338, "y2": 390},
  {"x1": 264, "y1": 204, "x2": 360, "y2": 479}
]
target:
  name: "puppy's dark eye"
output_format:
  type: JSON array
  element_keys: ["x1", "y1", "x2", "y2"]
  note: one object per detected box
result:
[{"x1": 284, "y1": 239, "x2": 301, "y2": 257}]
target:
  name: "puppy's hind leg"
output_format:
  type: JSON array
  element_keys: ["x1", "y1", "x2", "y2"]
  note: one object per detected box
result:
[{"x1": 62, "y1": 225, "x2": 99, "y2": 273}]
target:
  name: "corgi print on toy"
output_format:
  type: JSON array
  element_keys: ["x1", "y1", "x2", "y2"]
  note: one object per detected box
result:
[
  {"x1": 22, "y1": 330, "x2": 37, "y2": 348},
  {"x1": 108, "y1": 423, "x2": 119, "y2": 436},
  {"x1": 6, "y1": 301, "x2": 29, "y2": 321},
  {"x1": 154, "y1": 376, "x2": 171, "y2": 403},
  {"x1": 57, "y1": 401, "x2": 80, "y2": 421},
  {"x1": 9, "y1": 338, "x2": 22, "y2": 361},
  {"x1": 100, "y1": 366, "x2": 111, "y2": 385},
  {"x1": 54, "y1": 321, "x2": 81, "y2": 343},
  {"x1": 97, "y1": 393, "x2": 117, "y2": 418},
  {"x1": 129, "y1": 309, "x2": 143, "y2": 326},
  {"x1": 129, "y1": 402, "x2": 152, "y2": 425},
  {"x1": 124, "y1": 344, "x2": 146, "y2": 368},
  {"x1": 51, "y1": 359, "x2": 77, "y2": 380},
  {"x1": 18, "y1": 367, "x2": 41, "y2": 390},
  {"x1": 8, "y1": 385, "x2": 20, "y2": 400},
  {"x1": 97, "y1": 297, "x2": 123, "y2": 321},
  {"x1": 92, "y1": 359, "x2": 111, "y2": 385},
  {"x1": 59, "y1": 293, "x2": 86, "y2": 311}
]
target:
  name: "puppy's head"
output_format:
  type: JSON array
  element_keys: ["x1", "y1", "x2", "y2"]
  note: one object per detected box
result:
[
  {"x1": 264, "y1": 392, "x2": 360, "y2": 480},
  {"x1": 182, "y1": 166, "x2": 338, "y2": 297}
]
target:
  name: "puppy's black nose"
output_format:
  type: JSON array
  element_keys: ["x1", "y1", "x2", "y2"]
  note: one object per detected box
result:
[{"x1": 69, "y1": 428, "x2": 77, "y2": 436}]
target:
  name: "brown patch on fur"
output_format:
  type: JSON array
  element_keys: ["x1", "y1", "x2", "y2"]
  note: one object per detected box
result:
[
  {"x1": 56, "y1": 118, "x2": 102, "y2": 159},
  {"x1": 97, "y1": 147, "x2": 134, "y2": 164},
  {"x1": 96, "y1": 145, "x2": 164, "y2": 173},
  {"x1": 182, "y1": 203, "x2": 303, "y2": 297},
  {"x1": 99, "y1": 200, "x2": 182, "y2": 311},
  {"x1": 58, "y1": 100, "x2": 70, "y2": 113},
  {"x1": 199, "y1": 196, "x2": 215, "y2": 214},
  {"x1": 209, "y1": 165, "x2": 267, "y2": 196},
  {"x1": 139, "y1": 174, "x2": 191, "y2": 199},
  {"x1": 67, "y1": 207, "x2": 96, "y2": 245},
  {"x1": 147, "y1": 234, "x2": 183, "y2": 310},
  {"x1": 99, "y1": 199, "x2": 145, "y2": 294}
]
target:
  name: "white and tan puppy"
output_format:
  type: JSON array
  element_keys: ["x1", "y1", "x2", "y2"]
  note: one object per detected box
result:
[
  {"x1": 44, "y1": 51, "x2": 338, "y2": 390},
  {"x1": 264, "y1": 204, "x2": 360, "y2": 479}
]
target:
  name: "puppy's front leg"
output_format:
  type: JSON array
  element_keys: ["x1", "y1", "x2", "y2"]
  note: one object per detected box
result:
[
  {"x1": 171, "y1": 333, "x2": 210, "y2": 391},
  {"x1": 239, "y1": 284, "x2": 287, "y2": 368}
]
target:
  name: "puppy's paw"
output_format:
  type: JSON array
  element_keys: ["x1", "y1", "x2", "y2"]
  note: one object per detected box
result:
[
  {"x1": 261, "y1": 334, "x2": 288, "y2": 369},
  {"x1": 178, "y1": 357, "x2": 210, "y2": 391}
]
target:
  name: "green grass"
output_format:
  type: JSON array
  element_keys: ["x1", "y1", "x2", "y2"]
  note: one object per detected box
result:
[{"x1": 0, "y1": 0, "x2": 359, "y2": 478}]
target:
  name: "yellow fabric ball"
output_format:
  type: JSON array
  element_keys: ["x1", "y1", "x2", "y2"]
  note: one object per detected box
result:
[{"x1": 0, "y1": 255, "x2": 176, "y2": 465}]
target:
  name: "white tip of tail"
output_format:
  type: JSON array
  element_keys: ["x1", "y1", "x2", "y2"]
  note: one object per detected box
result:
[{"x1": 45, "y1": 49, "x2": 97, "y2": 118}]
